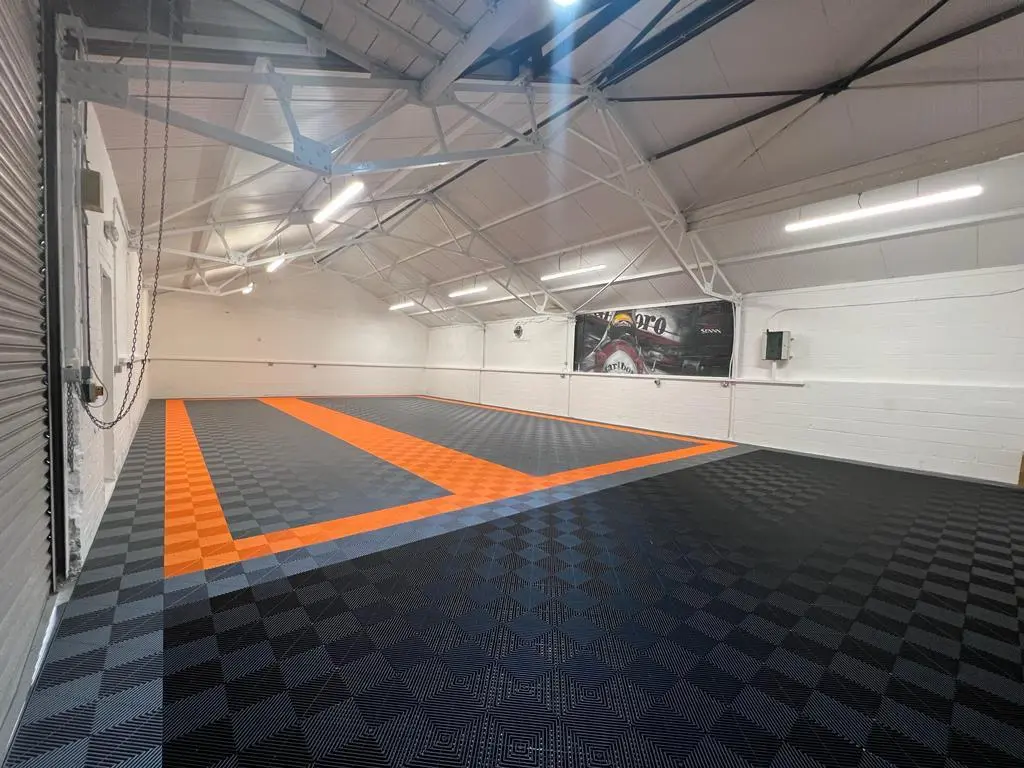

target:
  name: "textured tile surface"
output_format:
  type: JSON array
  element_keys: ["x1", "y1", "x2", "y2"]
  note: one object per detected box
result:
[
  {"x1": 308, "y1": 396, "x2": 691, "y2": 474},
  {"x1": 184, "y1": 400, "x2": 449, "y2": 538},
  {"x1": 9, "y1": 397, "x2": 1024, "y2": 768},
  {"x1": 5, "y1": 403, "x2": 167, "y2": 768},
  {"x1": 159, "y1": 450, "x2": 1024, "y2": 768}
]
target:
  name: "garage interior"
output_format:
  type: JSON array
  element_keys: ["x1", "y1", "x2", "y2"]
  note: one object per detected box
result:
[{"x1": 1, "y1": 0, "x2": 1024, "y2": 766}]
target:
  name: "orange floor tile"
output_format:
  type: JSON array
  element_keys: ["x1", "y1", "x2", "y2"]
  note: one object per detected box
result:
[{"x1": 164, "y1": 398, "x2": 733, "y2": 576}]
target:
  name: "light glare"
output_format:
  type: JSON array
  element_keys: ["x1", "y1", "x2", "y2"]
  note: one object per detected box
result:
[
  {"x1": 540, "y1": 264, "x2": 606, "y2": 281},
  {"x1": 313, "y1": 180, "x2": 366, "y2": 224},
  {"x1": 785, "y1": 185, "x2": 983, "y2": 233},
  {"x1": 448, "y1": 285, "x2": 488, "y2": 298}
]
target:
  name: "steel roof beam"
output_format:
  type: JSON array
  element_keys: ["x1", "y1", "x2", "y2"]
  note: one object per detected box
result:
[
  {"x1": 187, "y1": 58, "x2": 270, "y2": 288},
  {"x1": 334, "y1": 0, "x2": 442, "y2": 63},
  {"x1": 332, "y1": 144, "x2": 543, "y2": 176},
  {"x1": 651, "y1": 2, "x2": 1024, "y2": 161},
  {"x1": 597, "y1": 97, "x2": 737, "y2": 299},
  {"x1": 403, "y1": 0, "x2": 471, "y2": 37},
  {"x1": 599, "y1": 0, "x2": 757, "y2": 88},
  {"x1": 69, "y1": 21, "x2": 321, "y2": 58},
  {"x1": 421, "y1": 0, "x2": 537, "y2": 103},
  {"x1": 531, "y1": 0, "x2": 640, "y2": 80},
  {"x1": 432, "y1": 195, "x2": 571, "y2": 314},
  {"x1": 227, "y1": 0, "x2": 401, "y2": 75}
]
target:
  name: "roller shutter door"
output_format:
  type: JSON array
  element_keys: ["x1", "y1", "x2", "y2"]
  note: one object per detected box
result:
[{"x1": 0, "y1": 0, "x2": 54, "y2": 730}]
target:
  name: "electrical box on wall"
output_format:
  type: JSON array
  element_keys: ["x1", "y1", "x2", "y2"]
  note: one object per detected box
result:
[
  {"x1": 763, "y1": 330, "x2": 792, "y2": 361},
  {"x1": 82, "y1": 167, "x2": 103, "y2": 213}
]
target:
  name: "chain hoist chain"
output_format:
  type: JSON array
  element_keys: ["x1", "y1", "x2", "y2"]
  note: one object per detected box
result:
[
  {"x1": 65, "y1": 383, "x2": 78, "y2": 474},
  {"x1": 81, "y1": 0, "x2": 172, "y2": 430}
]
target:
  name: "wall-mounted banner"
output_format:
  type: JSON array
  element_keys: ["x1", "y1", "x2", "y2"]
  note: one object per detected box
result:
[{"x1": 574, "y1": 301, "x2": 734, "y2": 377}]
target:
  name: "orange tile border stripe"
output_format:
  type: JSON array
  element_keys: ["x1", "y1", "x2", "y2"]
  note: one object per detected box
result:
[
  {"x1": 164, "y1": 400, "x2": 271, "y2": 577},
  {"x1": 165, "y1": 397, "x2": 734, "y2": 576},
  {"x1": 260, "y1": 397, "x2": 534, "y2": 498}
]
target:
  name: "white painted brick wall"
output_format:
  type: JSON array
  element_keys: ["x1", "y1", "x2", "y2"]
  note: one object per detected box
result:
[
  {"x1": 427, "y1": 325, "x2": 483, "y2": 368},
  {"x1": 484, "y1": 317, "x2": 571, "y2": 371},
  {"x1": 425, "y1": 369, "x2": 481, "y2": 403},
  {"x1": 732, "y1": 381, "x2": 1023, "y2": 483},
  {"x1": 149, "y1": 361, "x2": 423, "y2": 399},
  {"x1": 424, "y1": 262, "x2": 1024, "y2": 483},
  {"x1": 481, "y1": 371, "x2": 570, "y2": 415},
  {"x1": 569, "y1": 375, "x2": 732, "y2": 439},
  {"x1": 150, "y1": 270, "x2": 429, "y2": 398},
  {"x1": 733, "y1": 265, "x2": 1024, "y2": 483},
  {"x1": 739, "y1": 266, "x2": 1024, "y2": 385},
  {"x1": 66, "y1": 107, "x2": 152, "y2": 571}
]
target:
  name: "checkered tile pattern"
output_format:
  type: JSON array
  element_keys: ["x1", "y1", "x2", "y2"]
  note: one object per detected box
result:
[
  {"x1": 185, "y1": 400, "x2": 449, "y2": 538},
  {"x1": 164, "y1": 446, "x2": 755, "y2": 603},
  {"x1": 160, "y1": 450, "x2": 1024, "y2": 768},
  {"x1": 309, "y1": 397, "x2": 690, "y2": 475},
  {"x1": 4, "y1": 402, "x2": 167, "y2": 768}
]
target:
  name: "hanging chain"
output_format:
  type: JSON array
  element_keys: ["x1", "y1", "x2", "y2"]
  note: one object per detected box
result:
[{"x1": 81, "y1": 0, "x2": 172, "y2": 430}]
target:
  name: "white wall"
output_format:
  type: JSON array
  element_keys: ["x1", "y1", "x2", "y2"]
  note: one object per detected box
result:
[
  {"x1": 425, "y1": 315, "x2": 732, "y2": 435},
  {"x1": 731, "y1": 266, "x2": 1024, "y2": 483},
  {"x1": 425, "y1": 264, "x2": 1024, "y2": 484},
  {"x1": 65, "y1": 106, "x2": 152, "y2": 572},
  {"x1": 424, "y1": 324, "x2": 483, "y2": 402},
  {"x1": 480, "y1": 318, "x2": 571, "y2": 414},
  {"x1": 150, "y1": 269, "x2": 429, "y2": 398}
]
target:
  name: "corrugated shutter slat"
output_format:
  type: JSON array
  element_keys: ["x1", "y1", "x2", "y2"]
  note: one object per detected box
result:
[{"x1": 0, "y1": 0, "x2": 52, "y2": 736}]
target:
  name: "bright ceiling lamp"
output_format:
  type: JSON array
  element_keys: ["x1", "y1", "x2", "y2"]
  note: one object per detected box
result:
[
  {"x1": 313, "y1": 180, "x2": 366, "y2": 224},
  {"x1": 241, "y1": 282, "x2": 255, "y2": 295},
  {"x1": 389, "y1": 300, "x2": 415, "y2": 311},
  {"x1": 552, "y1": 0, "x2": 579, "y2": 6},
  {"x1": 448, "y1": 285, "x2": 488, "y2": 298},
  {"x1": 785, "y1": 185, "x2": 983, "y2": 233},
  {"x1": 266, "y1": 257, "x2": 286, "y2": 273},
  {"x1": 540, "y1": 264, "x2": 606, "y2": 281}
]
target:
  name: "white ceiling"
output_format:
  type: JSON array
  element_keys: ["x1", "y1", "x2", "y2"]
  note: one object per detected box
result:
[{"x1": 85, "y1": 0, "x2": 1024, "y2": 326}]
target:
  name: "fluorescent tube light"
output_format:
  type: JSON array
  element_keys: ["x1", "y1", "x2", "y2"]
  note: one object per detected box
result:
[
  {"x1": 241, "y1": 282, "x2": 255, "y2": 295},
  {"x1": 540, "y1": 264, "x2": 606, "y2": 281},
  {"x1": 389, "y1": 301, "x2": 415, "y2": 311},
  {"x1": 313, "y1": 180, "x2": 366, "y2": 224},
  {"x1": 785, "y1": 185, "x2": 983, "y2": 233},
  {"x1": 448, "y1": 285, "x2": 488, "y2": 298},
  {"x1": 266, "y1": 257, "x2": 286, "y2": 273}
]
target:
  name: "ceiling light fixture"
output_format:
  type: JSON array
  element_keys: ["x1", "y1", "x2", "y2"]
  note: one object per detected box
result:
[
  {"x1": 313, "y1": 180, "x2": 366, "y2": 224},
  {"x1": 389, "y1": 301, "x2": 415, "y2": 311},
  {"x1": 552, "y1": 0, "x2": 579, "y2": 6},
  {"x1": 540, "y1": 264, "x2": 606, "y2": 281},
  {"x1": 448, "y1": 285, "x2": 488, "y2": 298},
  {"x1": 785, "y1": 185, "x2": 983, "y2": 233},
  {"x1": 266, "y1": 257, "x2": 286, "y2": 273},
  {"x1": 241, "y1": 282, "x2": 255, "y2": 295}
]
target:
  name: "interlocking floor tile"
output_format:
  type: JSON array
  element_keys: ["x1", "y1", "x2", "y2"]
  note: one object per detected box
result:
[
  {"x1": 153, "y1": 451, "x2": 1024, "y2": 768},
  {"x1": 8, "y1": 398, "x2": 1024, "y2": 768},
  {"x1": 184, "y1": 400, "x2": 449, "y2": 538},
  {"x1": 307, "y1": 396, "x2": 692, "y2": 474}
]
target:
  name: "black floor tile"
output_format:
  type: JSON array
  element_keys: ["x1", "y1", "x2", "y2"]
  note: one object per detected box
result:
[{"x1": 153, "y1": 451, "x2": 1024, "y2": 768}]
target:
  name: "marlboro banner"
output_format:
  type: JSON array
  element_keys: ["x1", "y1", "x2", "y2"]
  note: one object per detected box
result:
[{"x1": 574, "y1": 301, "x2": 734, "y2": 377}]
